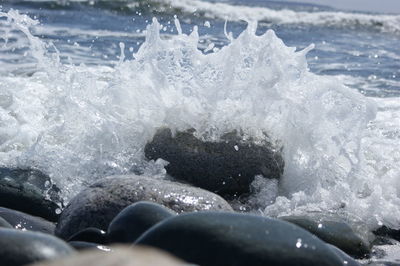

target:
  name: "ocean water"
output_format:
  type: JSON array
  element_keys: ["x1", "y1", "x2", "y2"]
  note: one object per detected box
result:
[{"x1": 0, "y1": 0, "x2": 400, "y2": 259}]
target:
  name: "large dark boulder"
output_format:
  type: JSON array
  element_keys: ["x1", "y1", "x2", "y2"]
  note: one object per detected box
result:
[
  {"x1": 0, "y1": 228, "x2": 74, "y2": 266},
  {"x1": 280, "y1": 213, "x2": 374, "y2": 258},
  {"x1": 144, "y1": 128, "x2": 284, "y2": 197},
  {"x1": 107, "y1": 201, "x2": 175, "y2": 243},
  {"x1": 135, "y1": 212, "x2": 345, "y2": 266},
  {"x1": 0, "y1": 168, "x2": 63, "y2": 221},
  {"x1": 56, "y1": 175, "x2": 233, "y2": 240},
  {"x1": 0, "y1": 207, "x2": 55, "y2": 234}
]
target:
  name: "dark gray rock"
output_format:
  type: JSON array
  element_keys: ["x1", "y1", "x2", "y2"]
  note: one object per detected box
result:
[
  {"x1": 0, "y1": 168, "x2": 63, "y2": 221},
  {"x1": 0, "y1": 207, "x2": 55, "y2": 234},
  {"x1": 144, "y1": 128, "x2": 284, "y2": 197},
  {"x1": 56, "y1": 175, "x2": 233, "y2": 240},
  {"x1": 280, "y1": 214, "x2": 374, "y2": 258},
  {"x1": 135, "y1": 212, "x2": 345, "y2": 266},
  {"x1": 67, "y1": 228, "x2": 107, "y2": 244},
  {"x1": 374, "y1": 226, "x2": 400, "y2": 242},
  {"x1": 0, "y1": 228, "x2": 74, "y2": 266},
  {"x1": 327, "y1": 244, "x2": 361, "y2": 266},
  {"x1": 0, "y1": 216, "x2": 12, "y2": 228},
  {"x1": 68, "y1": 241, "x2": 110, "y2": 251},
  {"x1": 107, "y1": 201, "x2": 175, "y2": 244}
]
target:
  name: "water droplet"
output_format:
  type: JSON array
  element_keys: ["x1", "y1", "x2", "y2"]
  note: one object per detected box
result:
[
  {"x1": 296, "y1": 238, "x2": 302, "y2": 248},
  {"x1": 55, "y1": 208, "x2": 62, "y2": 214}
]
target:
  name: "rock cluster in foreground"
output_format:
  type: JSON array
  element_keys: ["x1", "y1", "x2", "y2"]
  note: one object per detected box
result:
[{"x1": 0, "y1": 128, "x2": 396, "y2": 265}]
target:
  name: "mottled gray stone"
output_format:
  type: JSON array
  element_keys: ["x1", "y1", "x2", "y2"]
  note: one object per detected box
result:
[{"x1": 56, "y1": 175, "x2": 233, "y2": 240}]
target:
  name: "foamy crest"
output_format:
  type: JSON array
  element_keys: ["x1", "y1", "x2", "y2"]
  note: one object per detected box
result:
[
  {"x1": 158, "y1": 0, "x2": 400, "y2": 34},
  {"x1": 1, "y1": 10, "x2": 400, "y2": 230}
]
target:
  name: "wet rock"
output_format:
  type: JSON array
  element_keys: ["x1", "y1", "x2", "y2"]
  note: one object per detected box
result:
[
  {"x1": 56, "y1": 175, "x2": 232, "y2": 240},
  {"x1": 327, "y1": 244, "x2": 361, "y2": 266},
  {"x1": 0, "y1": 216, "x2": 12, "y2": 228},
  {"x1": 0, "y1": 168, "x2": 63, "y2": 221},
  {"x1": 107, "y1": 201, "x2": 175, "y2": 244},
  {"x1": 30, "y1": 245, "x2": 187, "y2": 266},
  {"x1": 144, "y1": 128, "x2": 284, "y2": 197},
  {"x1": 0, "y1": 207, "x2": 55, "y2": 234},
  {"x1": 0, "y1": 228, "x2": 74, "y2": 266},
  {"x1": 135, "y1": 212, "x2": 345, "y2": 266},
  {"x1": 68, "y1": 241, "x2": 110, "y2": 251},
  {"x1": 67, "y1": 228, "x2": 107, "y2": 244},
  {"x1": 374, "y1": 226, "x2": 400, "y2": 242},
  {"x1": 280, "y1": 213, "x2": 374, "y2": 258}
]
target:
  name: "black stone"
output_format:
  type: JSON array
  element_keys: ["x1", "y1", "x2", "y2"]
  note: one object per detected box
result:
[
  {"x1": 0, "y1": 168, "x2": 63, "y2": 221},
  {"x1": 0, "y1": 216, "x2": 12, "y2": 228},
  {"x1": 280, "y1": 214, "x2": 374, "y2": 258},
  {"x1": 56, "y1": 175, "x2": 232, "y2": 240},
  {"x1": 0, "y1": 207, "x2": 55, "y2": 234},
  {"x1": 107, "y1": 201, "x2": 175, "y2": 243},
  {"x1": 374, "y1": 226, "x2": 400, "y2": 242},
  {"x1": 144, "y1": 128, "x2": 284, "y2": 197},
  {"x1": 135, "y1": 212, "x2": 345, "y2": 266},
  {"x1": 0, "y1": 228, "x2": 74, "y2": 266},
  {"x1": 327, "y1": 244, "x2": 361, "y2": 266},
  {"x1": 67, "y1": 227, "x2": 107, "y2": 244}
]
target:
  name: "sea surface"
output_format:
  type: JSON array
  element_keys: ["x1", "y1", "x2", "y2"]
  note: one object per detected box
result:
[{"x1": 0, "y1": 0, "x2": 400, "y2": 262}]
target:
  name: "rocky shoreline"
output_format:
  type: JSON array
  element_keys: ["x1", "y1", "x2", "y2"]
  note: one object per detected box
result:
[{"x1": 0, "y1": 128, "x2": 399, "y2": 265}]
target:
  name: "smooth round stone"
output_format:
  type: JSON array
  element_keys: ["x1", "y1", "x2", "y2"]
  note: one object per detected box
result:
[
  {"x1": 280, "y1": 214, "x2": 374, "y2": 258},
  {"x1": 56, "y1": 175, "x2": 233, "y2": 240},
  {"x1": 0, "y1": 168, "x2": 62, "y2": 221},
  {"x1": 144, "y1": 128, "x2": 284, "y2": 197},
  {"x1": 327, "y1": 244, "x2": 361, "y2": 266},
  {"x1": 108, "y1": 201, "x2": 175, "y2": 243},
  {"x1": 0, "y1": 207, "x2": 55, "y2": 234},
  {"x1": 67, "y1": 228, "x2": 107, "y2": 244},
  {"x1": 30, "y1": 245, "x2": 187, "y2": 266},
  {"x1": 0, "y1": 228, "x2": 74, "y2": 266},
  {"x1": 0, "y1": 216, "x2": 12, "y2": 228},
  {"x1": 68, "y1": 241, "x2": 110, "y2": 252},
  {"x1": 135, "y1": 212, "x2": 345, "y2": 266}
]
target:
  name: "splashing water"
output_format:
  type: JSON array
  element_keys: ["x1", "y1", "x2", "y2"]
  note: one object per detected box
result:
[{"x1": 1, "y1": 9, "x2": 400, "y2": 230}]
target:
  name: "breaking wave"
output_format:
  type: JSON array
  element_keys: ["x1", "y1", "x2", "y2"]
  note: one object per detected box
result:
[
  {"x1": 7, "y1": 0, "x2": 400, "y2": 33},
  {"x1": 1, "y1": 9, "x2": 400, "y2": 231}
]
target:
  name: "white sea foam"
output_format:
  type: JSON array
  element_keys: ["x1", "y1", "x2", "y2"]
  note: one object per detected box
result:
[
  {"x1": 154, "y1": 0, "x2": 400, "y2": 34},
  {"x1": 1, "y1": 9, "x2": 400, "y2": 230}
]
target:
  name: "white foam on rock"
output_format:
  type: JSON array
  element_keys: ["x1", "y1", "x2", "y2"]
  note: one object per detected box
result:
[{"x1": 1, "y1": 9, "x2": 400, "y2": 230}]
